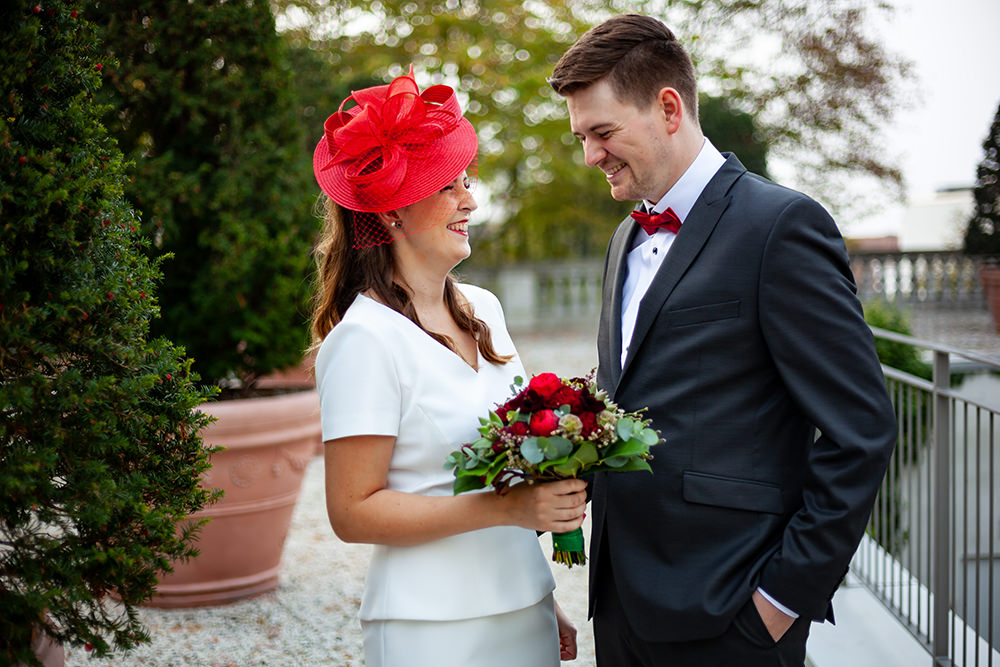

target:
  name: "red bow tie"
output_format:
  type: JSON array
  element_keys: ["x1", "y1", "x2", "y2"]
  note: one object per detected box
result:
[{"x1": 630, "y1": 207, "x2": 682, "y2": 236}]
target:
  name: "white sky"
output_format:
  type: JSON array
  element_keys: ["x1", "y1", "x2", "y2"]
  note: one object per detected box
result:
[{"x1": 853, "y1": 0, "x2": 1000, "y2": 236}]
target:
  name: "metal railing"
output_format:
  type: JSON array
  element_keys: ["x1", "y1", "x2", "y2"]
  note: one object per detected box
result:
[
  {"x1": 462, "y1": 251, "x2": 988, "y2": 332},
  {"x1": 851, "y1": 251, "x2": 986, "y2": 308},
  {"x1": 855, "y1": 327, "x2": 999, "y2": 666}
]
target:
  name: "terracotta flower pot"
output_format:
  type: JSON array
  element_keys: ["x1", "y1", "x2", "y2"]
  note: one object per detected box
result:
[
  {"x1": 980, "y1": 265, "x2": 1000, "y2": 333},
  {"x1": 147, "y1": 389, "x2": 321, "y2": 608},
  {"x1": 15, "y1": 625, "x2": 64, "y2": 667}
]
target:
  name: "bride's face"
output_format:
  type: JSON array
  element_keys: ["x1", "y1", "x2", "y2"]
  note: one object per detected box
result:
[{"x1": 392, "y1": 172, "x2": 477, "y2": 271}]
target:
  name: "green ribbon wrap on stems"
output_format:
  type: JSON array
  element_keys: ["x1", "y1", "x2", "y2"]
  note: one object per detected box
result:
[{"x1": 551, "y1": 527, "x2": 586, "y2": 567}]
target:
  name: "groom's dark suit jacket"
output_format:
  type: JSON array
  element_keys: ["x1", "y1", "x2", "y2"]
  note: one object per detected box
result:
[{"x1": 590, "y1": 154, "x2": 897, "y2": 642}]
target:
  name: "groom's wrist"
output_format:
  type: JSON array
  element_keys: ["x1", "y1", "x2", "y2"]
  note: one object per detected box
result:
[{"x1": 756, "y1": 587, "x2": 798, "y2": 619}]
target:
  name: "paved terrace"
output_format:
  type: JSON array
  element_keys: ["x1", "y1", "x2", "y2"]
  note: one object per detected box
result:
[{"x1": 64, "y1": 309, "x2": 999, "y2": 666}]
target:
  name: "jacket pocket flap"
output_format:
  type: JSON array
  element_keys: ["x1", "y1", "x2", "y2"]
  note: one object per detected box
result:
[
  {"x1": 667, "y1": 300, "x2": 740, "y2": 327},
  {"x1": 682, "y1": 471, "x2": 783, "y2": 514}
]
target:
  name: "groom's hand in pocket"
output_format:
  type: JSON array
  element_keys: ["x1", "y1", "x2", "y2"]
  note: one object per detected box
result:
[{"x1": 751, "y1": 590, "x2": 795, "y2": 642}]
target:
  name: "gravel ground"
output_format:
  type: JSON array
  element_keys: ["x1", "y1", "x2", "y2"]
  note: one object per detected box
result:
[
  {"x1": 64, "y1": 330, "x2": 600, "y2": 667},
  {"x1": 63, "y1": 315, "x2": 997, "y2": 666},
  {"x1": 64, "y1": 453, "x2": 598, "y2": 667}
]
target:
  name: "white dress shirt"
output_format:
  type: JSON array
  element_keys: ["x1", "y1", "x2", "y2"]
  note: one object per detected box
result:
[{"x1": 620, "y1": 138, "x2": 726, "y2": 368}]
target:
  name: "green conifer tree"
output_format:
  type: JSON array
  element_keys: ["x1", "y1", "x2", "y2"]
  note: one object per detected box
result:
[
  {"x1": 964, "y1": 101, "x2": 1000, "y2": 256},
  {"x1": 1, "y1": 4, "x2": 217, "y2": 663},
  {"x1": 90, "y1": 1, "x2": 318, "y2": 391}
]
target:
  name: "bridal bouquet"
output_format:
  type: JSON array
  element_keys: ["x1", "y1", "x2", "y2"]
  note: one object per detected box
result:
[{"x1": 445, "y1": 371, "x2": 662, "y2": 567}]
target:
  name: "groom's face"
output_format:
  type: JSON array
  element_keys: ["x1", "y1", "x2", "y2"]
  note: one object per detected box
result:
[{"x1": 566, "y1": 78, "x2": 674, "y2": 203}]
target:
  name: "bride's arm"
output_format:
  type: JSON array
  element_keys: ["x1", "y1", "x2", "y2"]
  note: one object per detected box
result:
[{"x1": 324, "y1": 434, "x2": 587, "y2": 546}]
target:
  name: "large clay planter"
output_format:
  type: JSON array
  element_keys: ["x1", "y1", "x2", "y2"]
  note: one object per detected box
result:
[
  {"x1": 147, "y1": 389, "x2": 321, "y2": 608},
  {"x1": 980, "y1": 264, "x2": 1000, "y2": 333},
  {"x1": 14, "y1": 625, "x2": 64, "y2": 667}
]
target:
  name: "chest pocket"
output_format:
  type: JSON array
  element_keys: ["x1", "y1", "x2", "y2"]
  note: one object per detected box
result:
[{"x1": 667, "y1": 299, "x2": 740, "y2": 328}]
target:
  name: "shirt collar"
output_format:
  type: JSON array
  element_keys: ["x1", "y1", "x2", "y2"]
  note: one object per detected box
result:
[{"x1": 642, "y1": 138, "x2": 726, "y2": 222}]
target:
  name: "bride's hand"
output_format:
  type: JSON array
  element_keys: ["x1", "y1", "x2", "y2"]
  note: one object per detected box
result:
[
  {"x1": 554, "y1": 598, "x2": 578, "y2": 660},
  {"x1": 502, "y1": 479, "x2": 587, "y2": 533}
]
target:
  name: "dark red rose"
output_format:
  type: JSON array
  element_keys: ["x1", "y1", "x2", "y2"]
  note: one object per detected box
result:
[
  {"x1": 579, "y1": 412, "x2": 598, "y2": 437},
  {"x1": 506, "y1": 422, "x2": 529, "y2": 437},
  {"x1": 528, "y1": 373, "x2": 563, "y2": 401},
  {"x1": 502, "y1": 392, "x2": 525, "y2": 413},
  {"x1": 495, "y1": 405, "x2": 509, "y2": 423},
  {"x1": 529, "y1": 409, "x2": 559, "y2": 436},
  {"x1": 549, "y1": 385, "x2": 584, "y2": 411},
  {"x1": 581, "y1": 390, "x2": 608, "y2": 412},
  {"x1": 519, "y1": 389, "x2": 545, "y2": 412}
]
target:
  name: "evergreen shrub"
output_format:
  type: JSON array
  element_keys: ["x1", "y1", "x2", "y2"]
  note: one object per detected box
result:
[{"x1": 1, "y1": 4, "x2": 217, "y2": 663}]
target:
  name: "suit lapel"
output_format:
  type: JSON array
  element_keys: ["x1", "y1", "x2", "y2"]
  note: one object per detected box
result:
[
  {"x1": 618, "y1": 155, "x2": 745, "y2": 385},
  {"x1": 600, "y1": 215, "x2": 638, "y2": 392}
]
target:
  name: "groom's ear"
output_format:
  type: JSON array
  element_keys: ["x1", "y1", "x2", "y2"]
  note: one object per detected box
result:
[{"x1": 656, "y1": 87, "x2": 685, "y2": 135}]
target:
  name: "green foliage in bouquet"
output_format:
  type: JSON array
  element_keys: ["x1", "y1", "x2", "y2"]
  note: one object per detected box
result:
[
  {"x1": 89, "y1": 0, "x2": 318, "y2": 392},
  {"x1": 1, "y1": 3, "x2": 218, "y2": 663},
  {"x1": 445, "y1": 372, "x2": 662, "y2": 566},
  {"x1": 445, "y1": 373, "x2": 659, "y2": 495}
]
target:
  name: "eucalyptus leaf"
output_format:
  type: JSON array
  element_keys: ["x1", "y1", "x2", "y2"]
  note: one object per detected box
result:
[
  {"x1": 548, "y1": 436, "x2": 573, "y2": 458},
  {"x1": 537, "y1": 437, "x2": 559, "y2": 460},
  {"x1": 638, "y1": 428, "x2": 660, "y2": 446},
  {"x1": 471, "y1": 437, "x2": 493, "y2": 450},
  {"x1": 521, "y1": 437, "x2": 544, "y2": 464},
  {"x1": 616, "y1": 418, "x2": 637, "y2": 441}
]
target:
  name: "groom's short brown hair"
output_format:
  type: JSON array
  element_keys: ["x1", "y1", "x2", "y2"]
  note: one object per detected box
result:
[{"x1": 549, "y1": 14, "x2": 699, "y2": 122}]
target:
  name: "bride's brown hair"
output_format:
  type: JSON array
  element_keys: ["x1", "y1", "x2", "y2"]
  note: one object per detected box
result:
[{"x1": 310, "y1": 197, "x2": 513, "y2": 366}]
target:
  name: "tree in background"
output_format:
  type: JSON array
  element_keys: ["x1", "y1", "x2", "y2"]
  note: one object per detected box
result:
[
  {"x1": 91, "y1": 0, "x2": 319, "y2": 391},
  {"x1": 276, "y1": 0, "x2": 910, "y2": 262},
  {"x1": 1, "y1": 4, "x2": 216, "y2": 662},
  {"x1": 963, "y1": 100, "x2": 1000, "y2": 256}
]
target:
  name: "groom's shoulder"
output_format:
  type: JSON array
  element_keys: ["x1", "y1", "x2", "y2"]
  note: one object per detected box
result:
[{"x1": 731, "y1": 169, "x2": 827, "y2": 217}]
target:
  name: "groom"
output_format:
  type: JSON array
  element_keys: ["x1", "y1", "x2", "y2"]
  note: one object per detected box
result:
[{"x1": 549, "y1": 14, "x2": 898, "y2": 666}]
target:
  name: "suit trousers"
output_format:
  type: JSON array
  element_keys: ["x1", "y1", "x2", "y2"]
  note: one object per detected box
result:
[{"x1": 593, "y1": 547, "x2": 810, "y2": 667}]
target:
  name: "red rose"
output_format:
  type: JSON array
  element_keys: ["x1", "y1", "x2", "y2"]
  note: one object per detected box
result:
[
  {"x1": 506, "y1": 422, "x2": 529, "y2": 436},
  {"x1": 581, "y1": 389, "x2": 608, "y2": 412},
  {"x1": 495, "y1": 405, "x2": 509, "y2": 423},
  {"x1": 549, "y1": 385, "x2": 583, "y2": 411},
  {"x1": 579, "y1": 412, "x2": 598, "y2": 437},
  {"x1": 527, "y1": 373, "x2": 563, "y2": 401},
  {"x1": 529, "y1": 409, "x2": 559, "y2": 436}
]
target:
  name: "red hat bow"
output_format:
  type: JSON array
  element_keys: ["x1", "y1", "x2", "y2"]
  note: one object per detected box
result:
[{"x1": 320, "y1": 66, "x2": 464, "y2": 203}]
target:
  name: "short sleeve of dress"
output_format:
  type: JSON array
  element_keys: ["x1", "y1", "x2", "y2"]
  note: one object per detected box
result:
[{"x1": 315, "y1": 317, "x2": 401, "y2": 442}]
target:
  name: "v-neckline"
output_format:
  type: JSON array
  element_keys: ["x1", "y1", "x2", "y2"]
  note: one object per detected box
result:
[{"x1": 358, "y1": 293, "x2": 481, "y2": 373}]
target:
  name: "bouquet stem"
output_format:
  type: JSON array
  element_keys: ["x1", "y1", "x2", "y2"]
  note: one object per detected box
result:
[{"x1": 551, "y1": 527, "x2": 586, "y2": 568}]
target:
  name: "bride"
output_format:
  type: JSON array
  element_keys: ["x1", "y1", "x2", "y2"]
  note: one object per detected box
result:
[{"x1": 310, "y1": 66, "x2": 587, "y2": 667}]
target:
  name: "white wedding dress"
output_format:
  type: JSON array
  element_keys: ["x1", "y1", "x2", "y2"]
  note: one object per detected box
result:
[{"x1": 315, "y1": 283, "x2": 559, "y2": 667}]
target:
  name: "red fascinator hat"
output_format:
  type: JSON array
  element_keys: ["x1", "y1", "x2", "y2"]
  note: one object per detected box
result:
[{"x1": 313, "y1": 65, "x2": 478, "y2": 214}]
